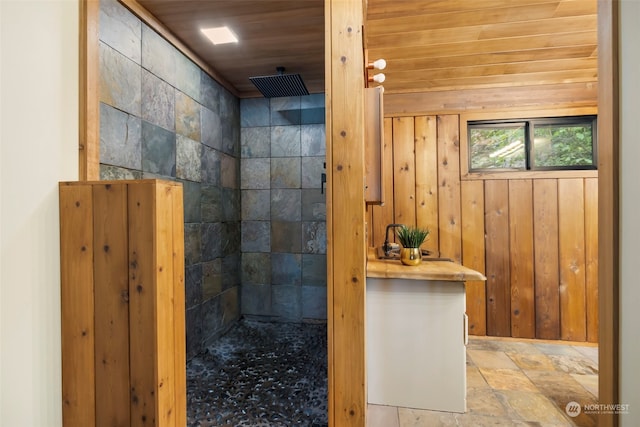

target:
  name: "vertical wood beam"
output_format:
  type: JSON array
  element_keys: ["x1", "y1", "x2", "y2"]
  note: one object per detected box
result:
[
  {"x1": 597, "y1": 0, "x2": 619, "y2": 424},
  {"x1": 325, "y1": 0, "x2": 366, "y2": 426},
  {"x1": 79, "y1": 0, "x2": 100, "y2": 180}
]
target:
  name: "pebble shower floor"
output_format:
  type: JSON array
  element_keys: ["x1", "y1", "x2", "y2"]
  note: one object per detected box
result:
[{"x1": 187, "y1": 319, "x2": 328, "y2": 427}]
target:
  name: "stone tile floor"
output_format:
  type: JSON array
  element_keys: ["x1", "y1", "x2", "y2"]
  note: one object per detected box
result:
[
  {"x1": 187, "y1": 320, "x2": 598, "y2": 427},
  {"x1": 369, "y1": 336, "x2": 599, "y2": 427},
  {"x1": 187, "y1": 319, "x2": 328, "y2": 426}
]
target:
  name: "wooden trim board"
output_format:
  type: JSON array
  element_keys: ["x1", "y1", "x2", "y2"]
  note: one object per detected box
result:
[
  {"x1": 79, "y1": 0, "x2": 100, "y2": 180},
  {"x1": 596, "y1": 0, "x2": 619, "y2": 425}
]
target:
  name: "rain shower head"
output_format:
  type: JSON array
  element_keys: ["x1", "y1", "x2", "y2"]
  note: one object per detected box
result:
[{"x1": 249, "y1": 67, "x2": 309, "y2": 98}]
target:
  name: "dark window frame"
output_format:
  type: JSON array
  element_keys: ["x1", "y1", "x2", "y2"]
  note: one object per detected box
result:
[{"x1": 467, "y1": 115, "x2": 598, "y2": 173}]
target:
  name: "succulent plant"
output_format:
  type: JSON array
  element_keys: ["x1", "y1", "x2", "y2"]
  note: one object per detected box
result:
[{"x1": 396, "y1": 225, "x2": 430, "y2": 248}]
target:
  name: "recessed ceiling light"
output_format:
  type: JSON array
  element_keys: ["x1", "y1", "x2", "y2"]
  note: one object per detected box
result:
[{"x1": 201, "y1": 26, "x2": 238, "y2": 45}]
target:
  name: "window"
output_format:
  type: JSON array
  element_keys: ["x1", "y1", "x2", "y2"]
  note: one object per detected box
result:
[{"x1": 468, "y1": 116, "x2": 597, "y2": 172}]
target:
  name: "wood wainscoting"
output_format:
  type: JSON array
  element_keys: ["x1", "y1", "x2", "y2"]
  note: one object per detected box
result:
[{"x1": 367, "y1": 110, "x2": 598, "y2": 343}]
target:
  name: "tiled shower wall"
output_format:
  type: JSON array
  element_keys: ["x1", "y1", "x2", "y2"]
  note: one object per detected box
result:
[
  {"x1": 98, "y1": 0, "x2": 240, "y2": 358},
  {"x1": 240, "y1": 97, "x2": 327, "y2": 322}
]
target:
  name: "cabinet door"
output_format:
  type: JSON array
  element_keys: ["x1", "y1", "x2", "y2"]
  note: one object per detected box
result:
[
  {"x1": 365, "y1": 86, "x2": 384, "y2": 204},
  {"x1": 367, "y1": 278, "x2": 467, "y2": 413}
]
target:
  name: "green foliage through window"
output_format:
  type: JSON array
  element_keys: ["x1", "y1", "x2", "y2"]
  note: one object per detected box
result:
[{"x1": 468, "y1": 116, "x2": 597, "y2": 171}]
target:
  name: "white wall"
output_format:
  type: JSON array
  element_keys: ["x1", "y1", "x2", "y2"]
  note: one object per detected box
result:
[
  {"x1": 619, "y1": 1, "x2": 640, "y2": 425},
  {"x1": 0, "y1": 1, "x2": 79, "y2": 426}
]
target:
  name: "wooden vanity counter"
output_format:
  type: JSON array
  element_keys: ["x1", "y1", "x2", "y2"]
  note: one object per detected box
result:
[{"x1": 366, "y1": 247, "x2": 486, "y2": 281}]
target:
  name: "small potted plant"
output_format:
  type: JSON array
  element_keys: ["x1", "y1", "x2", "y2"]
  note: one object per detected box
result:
[{"x1": 396, "y1": 225, "x2": 430, "y2": 266}]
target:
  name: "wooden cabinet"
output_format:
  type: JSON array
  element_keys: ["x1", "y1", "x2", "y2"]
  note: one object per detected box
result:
[
  {"x1": 59, "y1": 179, "x2": 186, "y2": 427},
  {"x1": 365, "y1": 86, "x2": 385, "y2": 204}
]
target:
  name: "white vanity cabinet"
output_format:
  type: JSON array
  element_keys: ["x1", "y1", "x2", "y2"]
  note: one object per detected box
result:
[
  {"x1": 365, "y1": 251, "x2": 485, "y2": 413},
  {"x1": 366, "y1": 277, "x2": 468, "y2": 412}
]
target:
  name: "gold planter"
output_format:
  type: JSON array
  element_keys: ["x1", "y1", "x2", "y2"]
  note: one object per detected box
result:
[{"x1": 400, "y1": 247, "x2": 422, "y2": 266}]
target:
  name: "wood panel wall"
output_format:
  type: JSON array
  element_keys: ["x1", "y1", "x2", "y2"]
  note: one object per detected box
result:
[{"x1": 367, "y1": 115, "x2": 598, "y2": 342}]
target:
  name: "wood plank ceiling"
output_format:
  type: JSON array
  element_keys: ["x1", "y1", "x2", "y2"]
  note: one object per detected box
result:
[
  {"x1": 133, "y1": 0, "x2": 597, "y2": 98},
  {"x1": 134, "y1": 0, "x2": 325, "y2": 98},
  {"x1": 366, "y1": 0, "x2": 598, "y2": 94}
]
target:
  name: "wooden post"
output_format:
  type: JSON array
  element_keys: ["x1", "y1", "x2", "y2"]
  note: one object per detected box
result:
[
  {"x1": 60, "y1": 180, "x2": 186, "y2": 427},
  {"x1": 325, "y1": 0, "x2": 367, "y2": 426}
]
